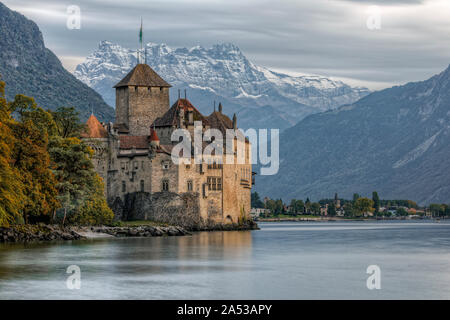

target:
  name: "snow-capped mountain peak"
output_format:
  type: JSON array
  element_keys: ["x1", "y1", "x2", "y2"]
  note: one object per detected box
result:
[{"x1": 74, "y1": 41, "x2": 369, "y2": 130}]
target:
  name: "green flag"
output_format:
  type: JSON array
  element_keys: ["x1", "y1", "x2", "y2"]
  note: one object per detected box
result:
[{"x1": 139, "y1": 20, "x2": 143, "y2": 44}]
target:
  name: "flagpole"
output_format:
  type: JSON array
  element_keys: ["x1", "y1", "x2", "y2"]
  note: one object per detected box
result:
[{"x1": 140, "y1": 17, "x2": 143, "y2": 64}]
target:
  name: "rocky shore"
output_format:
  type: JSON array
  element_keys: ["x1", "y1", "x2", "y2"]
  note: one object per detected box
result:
[
  {"x1": 83, "y1": 225, "x2": 190, "y2": 238},
  {"x1": 191, "y1": 220, "x2": 260, "y2": 231},
  {"x1": 0, "y1": 220, "x2": 259, "y2": 244},
  {"x1": 0, "y1": 225, "x2": 84, "y2": 243},
  {"x1": 0, "y1": 224, "x2": 190, "y2": 243}
]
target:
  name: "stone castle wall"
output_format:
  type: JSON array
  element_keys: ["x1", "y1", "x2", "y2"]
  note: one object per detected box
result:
[
  {"x1": 128, "y1": 86, "x2": 169, "y2": 136},
  {"x1": 110, "y1": 191, "x2": 203, "y2": 229}
]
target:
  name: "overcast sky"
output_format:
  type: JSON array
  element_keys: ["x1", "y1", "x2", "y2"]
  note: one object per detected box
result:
[{"x1": 3, "y1": 0, "x2": 450, "y2": 89}]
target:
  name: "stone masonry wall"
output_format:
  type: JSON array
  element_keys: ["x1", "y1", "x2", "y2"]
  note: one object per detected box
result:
[
  {"x1": 128, "y1": 86, "x2": 170, "y2": 136},
  {"x1": 111, "y1": 191, "x2": 203, "y2": 229}
]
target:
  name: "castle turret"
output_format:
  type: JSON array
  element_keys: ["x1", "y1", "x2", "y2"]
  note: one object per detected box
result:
[
  {"x1": 114, "y1": 64, "x2": 171, "y2": 136},
  {"x1": 149, "y1": 127, "x2": 160, "y2": 148}
]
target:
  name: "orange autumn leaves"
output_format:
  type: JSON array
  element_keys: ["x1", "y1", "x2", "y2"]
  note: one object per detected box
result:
[{"x1": 0, "y1": 81, "x2": 113, "y2": 226}]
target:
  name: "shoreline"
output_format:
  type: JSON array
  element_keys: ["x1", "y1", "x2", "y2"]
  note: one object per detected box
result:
[
  {"x1": 257, "y1": 216, "x2": 436, "y2": 222},
  {"x1": 0, "y1": 221, "x2": 259, "y2": 244}
]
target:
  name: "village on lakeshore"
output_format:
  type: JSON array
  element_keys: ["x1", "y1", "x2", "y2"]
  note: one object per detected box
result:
[{"x1": 250, "y1": 192, "x2": 450, "y2": 220}]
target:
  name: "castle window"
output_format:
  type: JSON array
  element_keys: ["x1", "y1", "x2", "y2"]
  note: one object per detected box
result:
[
  {"x1": 140, "y1": 180, "x2": 145, "y2": 192},
  {"x1": 134, "y1": 161, "x2": 139, "y2": 170},
  {"x1": 122, "y1": 181, "x2": 126, "y2": 193},
  {"x1": 202, "y1": 183, "x2": 207, "y2": 198},
  {"x1": 141, "y1": 161, "x2": 145, "y2": 169},
  {"x1": 207, "y1": 177, "x2": 222, "y2": 191},
  {"x1": 121, "y1": 162, "x2": 125, "y2": 171},
  {"x1": 207, "y1": 177, "x2": 212, "y2": 190},
  {"x1": 187, "y1": 180, "x2": 193, "y2": 192},
  {"x1": 186, "y1": 164, "x2": 191, "y2": 170},
  {"x1": 162, "y1": 162, "x2": 169, "y2": 170},
  {"x1": 162, "y1": 179, "x2": 169, "y2": 192}
]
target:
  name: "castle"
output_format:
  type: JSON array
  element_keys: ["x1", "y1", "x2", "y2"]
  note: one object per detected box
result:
[{"x1": 82, "y1": 63, "x2": 253, "y2": 227}]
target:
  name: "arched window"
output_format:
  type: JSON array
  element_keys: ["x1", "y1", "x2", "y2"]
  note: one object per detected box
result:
[{"x1": 162, "y1": 179, "x2": 169, "y2": 192}]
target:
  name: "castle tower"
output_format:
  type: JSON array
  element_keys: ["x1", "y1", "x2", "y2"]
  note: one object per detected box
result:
[{"x1": 114, "y1": 64, "x2": 171, "y2": 136}]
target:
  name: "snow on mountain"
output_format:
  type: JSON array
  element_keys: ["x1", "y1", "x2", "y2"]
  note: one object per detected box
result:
[
  {"x1": 74, "y1": 41, "x2": 369, "y2": 130},
  {"x1": 256, "y1": 65, "x2": 450, "y2": 205}
]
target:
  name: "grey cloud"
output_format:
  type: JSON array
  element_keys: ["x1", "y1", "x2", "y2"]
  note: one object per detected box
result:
[
  {"x1": 334, "y1": 0, "x2": 424, "y2": 4},
  {"x1": 2, "y1": 0, "x2": 449, "y2": 90}
]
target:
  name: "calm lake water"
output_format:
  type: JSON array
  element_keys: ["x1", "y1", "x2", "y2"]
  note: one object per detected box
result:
[{"x1": 1, "y1": 221, "x2": 450, "y2": 299}]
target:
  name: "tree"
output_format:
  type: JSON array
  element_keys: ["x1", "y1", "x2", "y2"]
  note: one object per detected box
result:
[
  {"x1": 343, "y1": 202, "x2": 354, "y2": 217},
  {"x1": 353, "y1": 193, "x2": 360, "y2": 202},
  {"x1": 396, "y1": 207, "x2": 408, "y2": 217},
  {"x1": 311, "y1": 202, "x2": 320, "y2": 215},
  {"x1": 372, "y1": 191, "x2": 380, "y2": 214},
  {"x1": 265, "y1": 199, "x2": 276, "y2": 215},
  {"x1": 429, "y1": 204, "x2": 444, "y2": 217},
  {"x1": 305, "y1": 198, "x2": 311, "y2": 213},
  {"x1": 51, "y1": 106, "x2": 85, "y2": 138},
  {"x1": 48, "y1": 136, "x2": 113, "y2": 225},
  {"x1": 0, "y1": 81, "x2": 25, "y2": 226},
  {"x1": 327, "y1": 203, "x2": 336, "y2": 216},
  {"x1": 353, "y1": 198, "x2": 374, "y2": 217},
  {"x1": 275, "y1": 199, "x2": 284, "y2": 215},
  {"x1": 8, "y1": 94, "x2": 59, "y2": 223},
  {"x1": 296, "y1": 200, "x2": 305, "y2": 214},
  {"x1": 289, "y1": 199, "x2": 298, "y2": 214},
  {"x1": 251, "y1": 192, "x2": 264, "y2": 208},
  {"x1": 0, "y1": 81, "x2": 112, "y2": 226}
]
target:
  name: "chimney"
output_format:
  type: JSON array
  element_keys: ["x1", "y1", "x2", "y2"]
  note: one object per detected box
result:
[
  {"x1": 218, "y1": 102, "x2": 223, "y2": 113},
  {"x1": 178, "y1": 107, "x2": 184, "y2": 128},
  {"x1": 232, "y1": 113, "x2": 237, "y2": 130}
]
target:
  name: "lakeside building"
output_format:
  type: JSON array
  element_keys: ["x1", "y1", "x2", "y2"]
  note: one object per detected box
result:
[{"x1": 82, "y1": 63, "x2": 253, "y2": 227}]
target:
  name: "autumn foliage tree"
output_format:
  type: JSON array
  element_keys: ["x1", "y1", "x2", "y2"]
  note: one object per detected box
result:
[
  {"x1": 0, "y1": 81, "x2": 25, "y2": 226},
  {"x1": 0, "y1": 81, "x2": 113, "y2": 227},
  {"x1": 8, "y1": 94, "x2": 59, "y2": 223},
  {"x1": 48, "y1": 136, "x2": 113, "y2": 225}
]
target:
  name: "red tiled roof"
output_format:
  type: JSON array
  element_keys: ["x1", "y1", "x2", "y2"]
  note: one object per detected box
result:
[
  {"x1": 81, "y1": 114, "x2": 108, "y2": 138},
  {"x1": 119, "y1": 136, "x2": 149, "y2": 149},
  {"x1": 154, "y1": 98, "x2": 209, "y2": 127}
]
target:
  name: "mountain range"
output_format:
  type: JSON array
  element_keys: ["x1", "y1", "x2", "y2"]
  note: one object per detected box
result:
[
  {"x1": 256, "y1": 65, "x2": 450, "y2": 205},
  {"x1": 0, "y1": 2, "x2": 114, "y2": 122},
  {"x1": 74, "y1": 41, "x2": 369, "y2": 130}
]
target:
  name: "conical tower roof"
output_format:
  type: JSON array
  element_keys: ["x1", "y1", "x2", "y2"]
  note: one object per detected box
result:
[
  {"x1": 149, "y1": 128, "x2": 160, "y2": 142},
  {"x1": 82, "y1": 114, "x2": 108, "y2": 138},
  {"x1": 113, "y1": 64, "x2": 171, "y2": 88}
]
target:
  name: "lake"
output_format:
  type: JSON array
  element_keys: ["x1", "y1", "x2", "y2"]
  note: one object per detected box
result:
[{"x1": 1, "y1": 220, "x2": 450, "y2": 299}]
